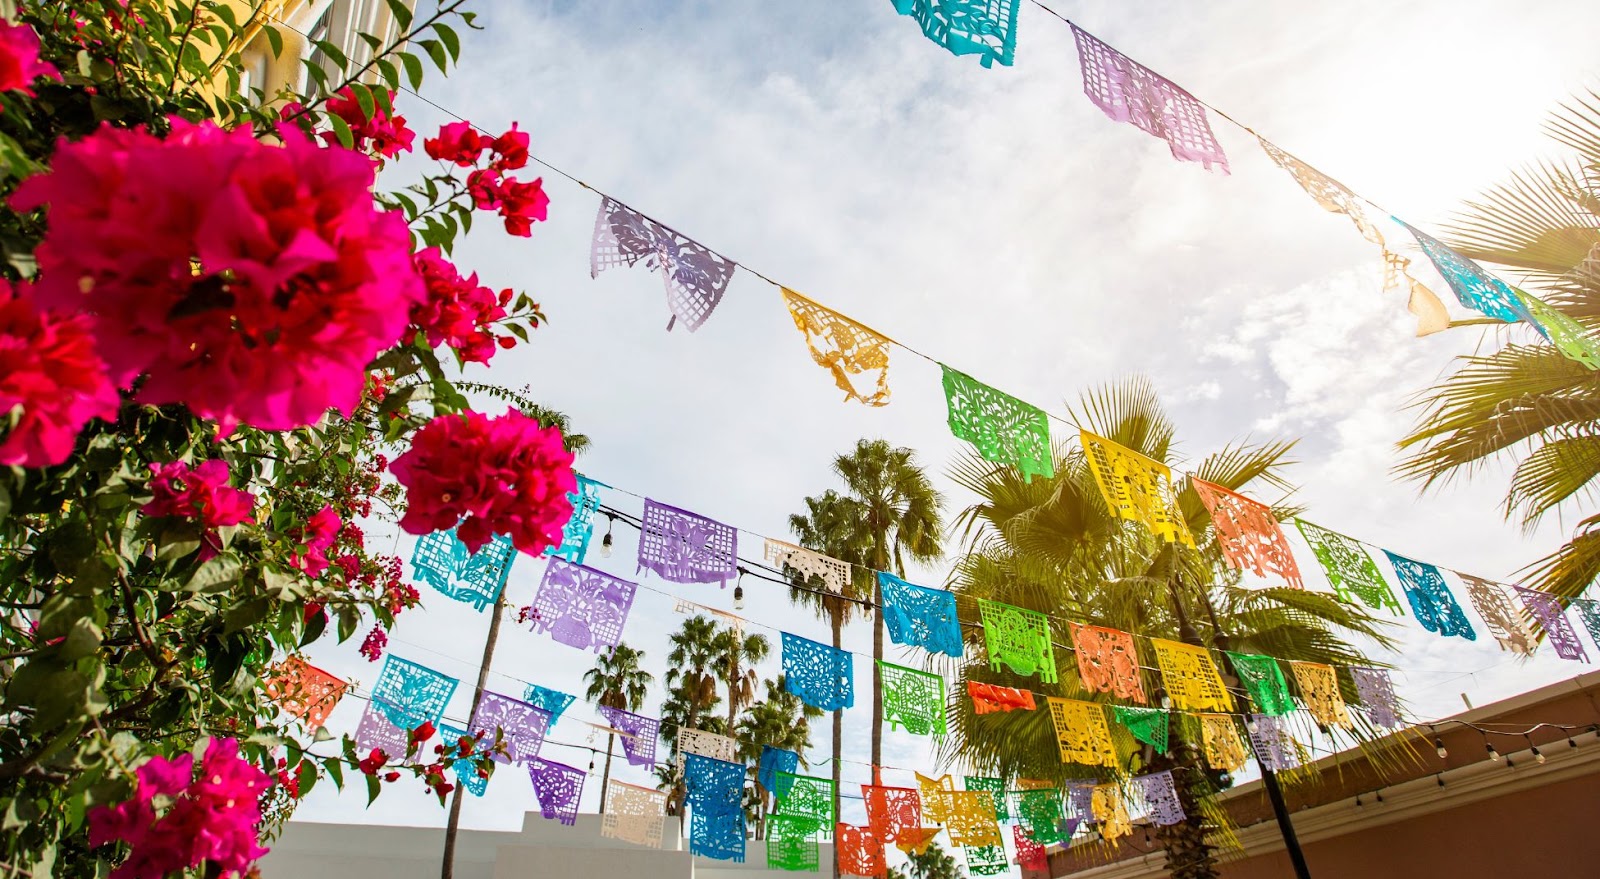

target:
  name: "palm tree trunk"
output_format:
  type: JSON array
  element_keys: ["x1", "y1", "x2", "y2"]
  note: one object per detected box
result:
[
  {"x1": 727, "y1": 655, "x2": 739, "y2": 729},
  {"x1": 441, "y1": 593, "x2": 507, "y2": 879},
  {"x1": 870, "y1": 535, "x2": 887, "y2": 775},
  {"x1": 1151, "y1": 746, "x2": 1220, "y2": 878},
  {"x1": 599, "y1": 732, "x2": 616, "y2": 814},
  {"x1": 830, "y1": 606, "x2": 844, "y2": 879}
]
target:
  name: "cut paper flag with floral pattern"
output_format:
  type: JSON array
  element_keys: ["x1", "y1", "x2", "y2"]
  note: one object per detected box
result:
[
  {"x1": 759, "y1": 745, "x2": 801, "y2": 797},
  {"x1": 766, "y1": 814, "x2": 820, "y2": 872},
  {"x1": 1401, "y1": 221, "x2": 1542, "y2": 330},
  {"x1": 370, "y1": 655, "x2": 459, "y2": 733},
  {"x1": 878, "y1": 571, "x2": 963, "y2": 658},
  {"x1": 964, "y1": 776, "x2": 1009, "y2": 821},
  {"x1": 1224, "y1": 651, "x2": 1294, "y2": 717},
  {"x1": 684, "y1": 750, "x2": 746, "y2": 816},
  {"x1": 967, "y1": 680, "x2": 1036, "y2": 715},
  {"x1": 1045, "y1": 697, "x2": 1117, "y2": 767},
  {"x1": 1191, "y1": 478, "x2": 1303, "y2": 589},
  {"x1": 527, "y1": 758, "x2": 585, "y2": 825},
  {"x1": 1013, "y1": 824, "x2": 1048, "y2": 872},
  {"x1": 1515, "y1": 586, "x2": 1590, "y2": 662},
  {"x1": 438, "y1": 724, "x2": 488, "y2": 797},
  {"x1": 965, "y1": 844, "x2": 1009, "y2": 876},
  {"x1": 598, "y1": 705, "x2": 660, "y2": 768},
  {"x1": 942, "y1": 365, "x2": 1053, "y2": 482},
  {"x1": 1069, "y1": 622, "x2": 1146, "y2": 702},
  {"x1": 1294, "y1": 520, "x2": 1402, "y2": 614},
  {"x1": 1458, "y1": 574, "x2": 1537, "y2": 656},
  {"x1": 1516, "y1": 290, "x2": 1600, "y2": 370},
  {"x1": 1110, "y1": 705, "x2": 1169, "y2": 753},
  {"x1": 916, "y1": 773, "x2": 956, "y2": 823},
  {"x1": 1350, "y1": 667, "x2": 1403, "y2": 729},
  {"x1": 781, "y1": 288, "x2": 894, "y2": 405},
  {"x1": 468, "y1": 691, "x2": 551, "y2": 765},
  {"x1": 889, "y1": 0, "x2": 1020, "y2": 68},
  {"x1": 941, "y1": 791, "x2": 1004, "y2": 848},
  {"x1": 529, "y1": 557, "x2": 638, "y2": 653},
  {"x1": 354, "y1": 702, "x2": 408, "y2": 759},
  {"x1": 1255, "y1": 139, "x2": 1448, "y2": 336},
  {"x1": 978, "y1": 598, "x2": 1058, "y2": 683},
  {"x1": 549, "y1": 474, "x2": 606, "y2": 564},
  {"x1": 1091, "y1": 783, "x2": 1132, "y2": 842},
  {"x1": 411, "y1": 528, "x2": 518, "y2": 612},
  {"x1": 774, "y1": 772, "x2": 836, "y2": 834},
  {"x1": 1248, "y1": 714, "x2": 1303, "y2": 772},
  {"x1": 691, "y1": 806, "x2": 746, "y2": 863},
  {"x1": 1197, "y1": 713, "x2": 1248, "y2": 772},
  {"x1": 837, "y1": 824, "x2": 888, "y2": 879},
  {"x1": 637, "y1": 499, "x2": 738, "y2": 588},
  {"x1": 765, "y1": 538, "x2": 853, "y2": 595},
  {"x1": 1070, "y1": 25, "x2": 1228, "y2": 173},
  {"x1": 782, "y1": 632, "x2": 855, "y2": 711},
  {"x1": 602, "y1": 781, "x2": 668, "y2": 848},
  {"x1": 1135, "y1": 771, "x2": 1184, "y2": 827},
  {"x1": 1012, "y1": 788, "x2": 1066, "y2": 844},
  {"x1": 1384, "y1": 552, "x2": 1476, "y2": 641},
  {"x1": 1290, "y1": 661, "x2": 1353, "y2": 729},
  {"x1": 880, "y1": 661, "x2": 948, "y2": 736},
  {"x1": 864, "y1": 779, "x2": 939, "y2": 854},
  {"x1": 590, "y1": 196, "x2": 736, "y2": 332},
  {"x1": 1573, "y1": 599, "x2": 1600, "y2": 651},
  {"x1": 1150, "y1": 638, "x2": 1232, "y2": 712},
  {"x1": 1081, "y1": 430, "x2": 1195, "y2": 546},
  {"x1": 522, "y1": 684, "x2": 575, "y2": 724},
  {"x1": 677, "y1": 727, "x2": 739, "y2": 773},
  {"x1": 264, "y1": 656, "x2": 347, "y2": 731}
]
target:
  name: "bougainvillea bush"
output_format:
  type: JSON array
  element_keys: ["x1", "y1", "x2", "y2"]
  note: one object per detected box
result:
[{"x1": 0, "y1": 2, "x2": 570, "y2": 876}]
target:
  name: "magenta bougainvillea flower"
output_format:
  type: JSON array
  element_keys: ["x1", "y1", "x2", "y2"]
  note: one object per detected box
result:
[
  {"x1": 423, "y1": 120, "x2": 484, "y2": 166},
  {"x1": 11, "y1": 118, "x2": 425, "y2": 435},
  {"x1": 0, "y1": 281, "x2": 119, "y2": 467},
  {"x1": 0, "y1": 20, "x2": 58, "y2": 98},
  {"x1": 289, "y1": 505, "x2": 342, "y2": 577},
  {"x1": 409, "y1": 247, "x2": 510, "y2": 364},
  {"x1": 141, "y1": 460, "x2": 256, "y2": 560},
  {"x1": 88, "y1": 738, "x2": 269, "y2": 879},
  {"x1": 390, "y1": 410, "x2": 575, "y2": 555},
  {"x1": 321, "y1": 86, "x2": 414, "y2": 158}
]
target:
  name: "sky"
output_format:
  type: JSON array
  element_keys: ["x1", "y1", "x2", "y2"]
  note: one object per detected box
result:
[{"x1": 289, "y1": 0, "x2": 1600, "y2": 849}]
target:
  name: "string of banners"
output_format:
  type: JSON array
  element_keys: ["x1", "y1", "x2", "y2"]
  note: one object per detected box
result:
[{"x1": 259, "y1": 463, "x2": 1600, "y2": 872}]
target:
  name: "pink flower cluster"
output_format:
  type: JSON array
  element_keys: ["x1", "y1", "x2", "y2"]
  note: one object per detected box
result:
[
  {"x1": 0, "y1": 20, "x2": 58, "y2": 100},
  {"x1": 358, "y1": 625, "x2": 388, "y2": 662},
  {"x1": 0, "y1": 281, "x2": 119, "y2": 467},
  {"x1": 88, "y1": 737, "x2": 270, "y2": 879},
  {"x1": 410, "y1": 247, "x2": 512, "y2": 364},
  {"x1": 321, "y1": 87, "x2": 414, "y2": 158},
  {"x1": 141, "y1": 460, "x2": 256, "y2": 560},
  {"x1": 288, "y1": 505, "x2": 341, "y2": 577},
  {"x1": 11, "y1": 118, "x2": 424, "y2": 438},
  {"x1": 424, "y1": 121, "x2": 549, "y2": 237},
  {"x1": 390, "y1": 410, "x2": 575, "y2": 555}
]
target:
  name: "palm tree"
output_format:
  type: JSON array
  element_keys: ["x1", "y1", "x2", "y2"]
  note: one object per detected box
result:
[
  {"x1": 715, "y1": 627, "x2": 771, "y2": 729},
  {"x1": 946, "y1": 378, "x2": 1397, "y2": 879},
  {"x1": 814, "y1": 440, "x2": 945, "y2": 776},
  {"x1": 787, "y1": 488, "x2": 874, "y2": 863},
  {"x1": 905, "y1": 841, "x2": 963, "y2": 879},
  {"x1": 660, "y1": 615, "x2": 725, "y2": 813},
  {"x1": 734, "y1": 676, "x2": 823, "y2": 836},
  {"x1": 1398, "y1": 90, "x2": 1600, "y2": 602},
  {"x1": 583, "y1": 643, "x2": 653, "y2": 813}
]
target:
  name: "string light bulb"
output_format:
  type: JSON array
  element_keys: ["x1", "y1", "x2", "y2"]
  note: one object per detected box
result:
[
  {"x1": 1354, "y1": 794, "x2": 1363, "y2": 808},
  {"x1": 1375, "y1": 790, "x2": 1384, "y2": 804},
  {"x1": 1436, "y1": 774, "x2": 1445, "y2": 789},
  {"x1": 600, "y1": 516, "x2": 615, "y2": 558},
  {"x1": 1485, "y1": 741, "x2": 1500, "y2": 762},
  {"x1": 1434, "y1": 736, "x2": 1448, "y2": 759},
  {"x1": 1568, "y1": 736, "x2": 1579, "y2": 749},
  {"x1": 1528, "y1": 736, "x2": 1545, "y2": 765}
]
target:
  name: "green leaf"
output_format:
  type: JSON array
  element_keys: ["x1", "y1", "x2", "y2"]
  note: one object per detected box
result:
[
  {"x1": 434, "y1": 24, "x2": 461, "y2": 61},
  {"x1": 264, "y1": 24, "x2": 283, "y2": 58},
  {"x1": 301, "y1": 57, "x2": 330, "y2": 92},
  {"x1": 365, "y1": 772, "x2": 381, "y2": 805},
  {"x1": 416, "y1": 39, "x2": 449, "y2": 74},
  {"x1": 324, "y1": 755, "x2": 344, "y2": 790},
  {"x1": 325, "y1": 113, "x2": 355, "y2": 150},
  {"x1": 356, "y1": 32, "x2": 383, "y2": 53},
  {"x1": 299, "y1": 607, "x2": 327, "y2": 648},
  {"x1": 399, "y1": 52, "x2": 424, "y2": 90},
  {"x1": 60, "y1": 618, "x2": 102, "y2": 663},
  {"x1": 0, "y1": 479, "x2": 11, "y2": 525},
  {"x1": 296, "y1": 758, "x2": 319, "y2": 799},
  {"x1": 384, "y1": 0, "x2": 414, "y2": 32},
  {"x1": 350, "y1": 82, "x2": 375, "y2": 124},
  {"x1": 183, "y1": 552, "x2": 242, "y2": 594},
  {"x1": 312, "y1": 40, "x2": 350, "y2": 72},
  {"x1": 374, "y1": 57, "x2": 401, "y2": 90}
]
